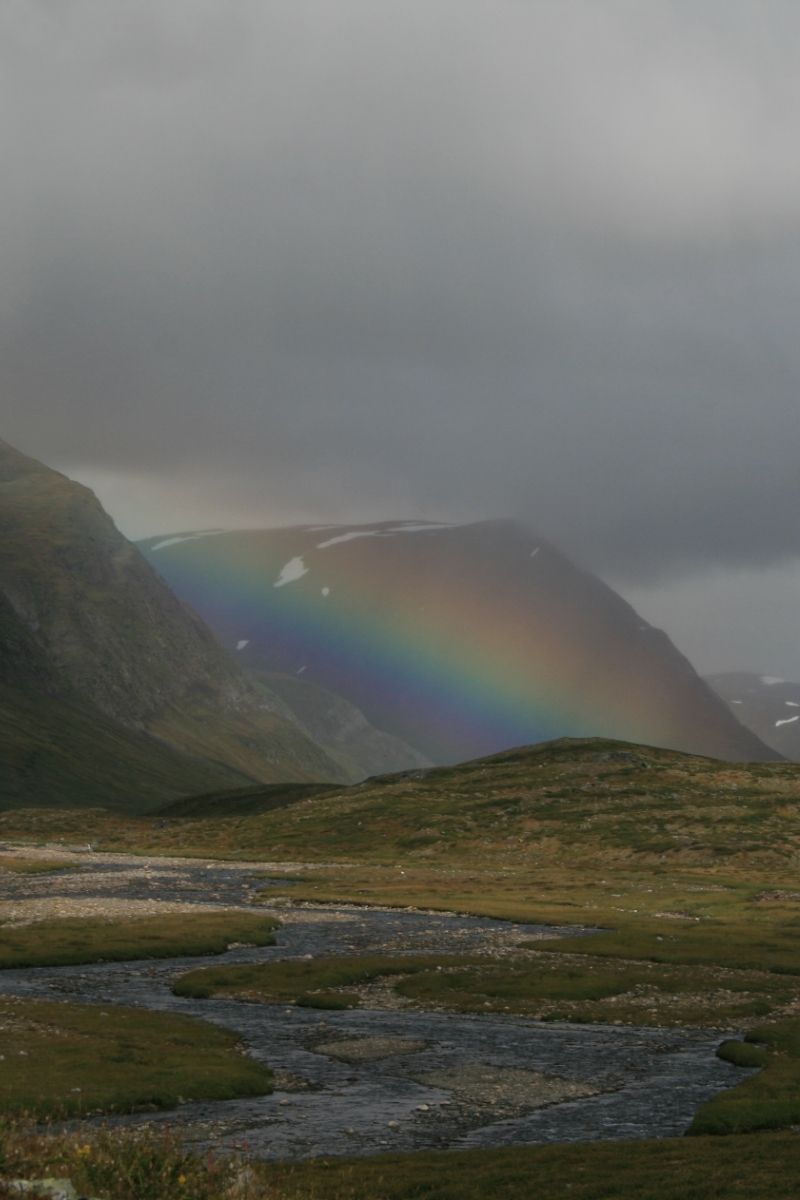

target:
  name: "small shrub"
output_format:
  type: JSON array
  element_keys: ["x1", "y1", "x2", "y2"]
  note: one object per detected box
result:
[{"x1": 716, "y1": 1039, "x2": 767, "y2": 1069}]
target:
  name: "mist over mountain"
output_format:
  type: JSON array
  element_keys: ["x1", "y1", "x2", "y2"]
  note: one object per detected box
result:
[{"x1": 141, "y1": 519, "x2": 777, "y2": 767}]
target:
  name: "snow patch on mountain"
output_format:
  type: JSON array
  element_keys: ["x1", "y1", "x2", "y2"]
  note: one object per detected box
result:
[
  {"x1": 775, "y1": 715, "x2": 800, "y2": 727},
  {"x1": 388, "y1": 523, "x2": 454, "y2": 533},
  {"x1": 316, "y1": 530, "x2": 386, "y2": 549},
  {"x1": 274, "y1": 557, "x2": 308, "y2": 587},
  {"x1": 150, "y1": 530, "x2": 226, "y2": 552},
  {"x1": 316, "y1": 523, "x2": 455, "y2": 550},
  {"x1": 762, "y1": 675, "x2": 785, "y2": 685}
]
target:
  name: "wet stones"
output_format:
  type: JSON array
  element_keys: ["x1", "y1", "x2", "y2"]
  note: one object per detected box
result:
[
  {"x1": 411, "y1": 1065, "x2": 599, "y2": 1117},
  {"x1": 313, "y1": 1036, "x2": 427, "y2": 1062}
]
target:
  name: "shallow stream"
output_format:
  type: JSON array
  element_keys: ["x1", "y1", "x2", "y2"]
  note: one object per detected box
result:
[{"x1": 0, "y1": 855, "x2": 746, "y2": 1160}]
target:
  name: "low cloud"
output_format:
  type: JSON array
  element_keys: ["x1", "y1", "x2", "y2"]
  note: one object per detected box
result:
[{"x1": 4, "y1": 0, "x2": 800, "y2": 586}]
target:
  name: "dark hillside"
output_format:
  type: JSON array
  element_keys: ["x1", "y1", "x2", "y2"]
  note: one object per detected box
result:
[{"x1": 0, "y1": 439, "x2": 345, "y2": 808}]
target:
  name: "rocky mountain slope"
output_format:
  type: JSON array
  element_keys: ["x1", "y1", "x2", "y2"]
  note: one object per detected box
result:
[
  {"x1": 140, "y1": 520, "x2": 777, "y2": 765},
  {"x1": 707, "y1": 672, "x2": 800, "y2": 761},
  {"x1": 0, "y1": 440, "x2": 349, "y2": 809}
]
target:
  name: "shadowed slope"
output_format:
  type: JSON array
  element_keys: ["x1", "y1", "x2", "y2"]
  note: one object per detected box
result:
[{"x1": 0, "y1": 439, "x2": 346, "y2": 808}]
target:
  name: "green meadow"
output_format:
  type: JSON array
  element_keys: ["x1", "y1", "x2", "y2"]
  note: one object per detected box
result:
[{"x1": 0, "y1": 997, "x2": 272, "y2": 1119}]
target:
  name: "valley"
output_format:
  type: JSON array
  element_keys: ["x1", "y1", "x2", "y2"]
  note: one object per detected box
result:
[
  {"x1": 7, "y1": 7, "x2": 800, "y2": 1195},
  {"x1": 2, "y1": 734, "x2": 800, "y2": 1200},
  {"x1": 2, "y1": 444, "x2": 799, "y2": 1196}
]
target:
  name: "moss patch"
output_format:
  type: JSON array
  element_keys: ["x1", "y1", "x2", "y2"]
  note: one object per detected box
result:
[
  {"x1": 0, "y1": 912, "x2": 279, "y2": 969},
  {"x1": 0, "y1": 996, "x2": 272, "y2": 1118},
  {"x1": 0, "y1": 857, "x2": 74, "y2": 875}
]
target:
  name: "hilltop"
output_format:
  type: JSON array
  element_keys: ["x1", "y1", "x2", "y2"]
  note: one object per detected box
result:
[{"x1": 11, "y1": 735, "x2": 792, "y2": 871}]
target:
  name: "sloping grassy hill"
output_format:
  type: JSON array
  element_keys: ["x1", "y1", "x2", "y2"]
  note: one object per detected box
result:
[
  {"x1": 4, "y1": 735, "x2": 799, "y2": 861},
  {"x1": 132, "y1": 736, "x2": 800, "y2": 868},
  {"x1": 4, "y1": 737, "x2": 800, "y2": 1195},
  {"x1": 0, "y1": 681, "x2": 258, "y2": 812}
]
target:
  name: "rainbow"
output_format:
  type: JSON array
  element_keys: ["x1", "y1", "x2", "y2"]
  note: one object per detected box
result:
[{"x1": 142, "y1": 522, "x2": 712, "y2": 764}]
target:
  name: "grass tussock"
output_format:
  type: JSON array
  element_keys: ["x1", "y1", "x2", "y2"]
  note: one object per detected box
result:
[
  {"x1": 715, "y1": 1038, "x2": 768, "y2": 1068},
  {"x1": 691, "y1": 1020, "x2": 800, "y2": 1135},
  {"x1": 172, "y1": 955, "x2": 474, "y2": 1004},
  {"x1": 0, "y1": 912, "x2": 279, "y2": 969},
  {"x1": 0, "y1": 996, "x2": 272, "y2": 1118},
  {"x1": 0, "y1": 856, "x2": 74, "y2": 875}
]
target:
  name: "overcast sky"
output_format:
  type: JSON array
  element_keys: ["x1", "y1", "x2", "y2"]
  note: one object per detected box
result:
[{"x1": 3, "y1": 1, "x2": 800, "y2": 675}]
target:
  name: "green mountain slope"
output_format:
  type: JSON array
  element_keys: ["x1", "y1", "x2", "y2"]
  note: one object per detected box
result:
[
  {"x1": 0, "y1": 439, "x2": 345, "y2": 809},
  {"x1": 0, "y1": 680, "x2": 257, "y2": 811}
]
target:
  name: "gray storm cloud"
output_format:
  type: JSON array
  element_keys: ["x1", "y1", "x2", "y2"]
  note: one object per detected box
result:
[{"x1": 3, "y1": 0, "x2": 800, "y2": 594}]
